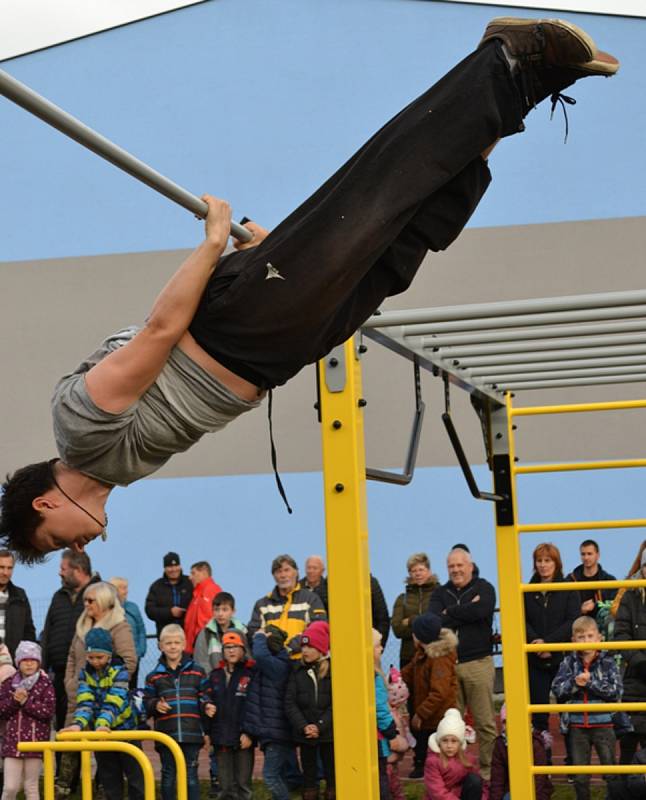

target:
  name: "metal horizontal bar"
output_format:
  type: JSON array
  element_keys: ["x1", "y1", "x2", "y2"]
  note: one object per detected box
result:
[
  {"x1": 397, "y1": 304, "x2": 646, "y2": 336},
  {"x1": 512, "y1": 399, "x2": 646, "y2": 416},
  {"x1": 534, "y1": 765, "x2": 646, "y2": 775},
  {"x1": 364, "y1": 290, "x2": 646, "y2": 328},
  {"x1": 0, "y1": 68, "x2": 252, "y2": 242},
  {"x1": 498, "y1": 374, "x2": 646, "y2": 390},
  {"x1": 520, "y1": 579, "x2": 646, "y2": 592},
  {"x1": 406, "y1": 318, "x2": 646, "y2": 349},
  {"x1": 530, "y1": 703, "x2": 646, "y2": 713},
  {"x1": 466, "y1": 355, "x2": 646, "y2": 377},
  {"x1": 484, "y1": 364, "x2": 646, "y2": 385},
  {"x1": 516, "y1": 459, "x2": 646, "y2": 474},
  {"x1": 454, "y1": 343, "x2": 646, "y2": 368},
  {"x1": 518, "y1": 518, "x2": 646, "y2": 532},
  {"x1": 526, "y1": 641, "x2": 646, "y2": 652}
]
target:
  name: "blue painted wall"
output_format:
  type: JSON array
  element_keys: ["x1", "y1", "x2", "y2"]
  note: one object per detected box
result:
[{"x1": 0, "y1": 0, "x2": 643, "y2": 261}]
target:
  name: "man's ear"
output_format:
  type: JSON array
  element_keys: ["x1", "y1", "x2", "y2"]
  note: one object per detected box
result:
[{"x1": 32, "y1": 496, "x2": 60, "y2": 513}]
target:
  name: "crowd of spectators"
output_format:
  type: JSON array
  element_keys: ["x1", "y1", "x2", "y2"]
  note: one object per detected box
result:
[{"x1": 1, "y1": 537, "x2": 646, "y2": 798}]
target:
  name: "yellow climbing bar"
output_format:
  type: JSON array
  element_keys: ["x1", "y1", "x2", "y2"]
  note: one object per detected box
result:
[
  {"x1": 535, "y1": 765, "x2": 646, "y2": 775},
  {"x1": 530, "y1": 702, "x2": 646, "y2": 713},
  {"x1": 516, "y1": 458, "x2": 646, "y2": 473},
  {"x1": 520, "y1": 579, "x2": 646, "y2": 592},
  {"x1": 511, "y1": 399, "x2": 646, "y2": 416},
  {"x1": 58, "y1": 730, "x2": 188, "y2": 800},
  {"x1": 527, "y1": 640, "x2": 646, "y2": 652},
  {"x1": 518, "y1": 518, "x2": 646, "y2": 533}
]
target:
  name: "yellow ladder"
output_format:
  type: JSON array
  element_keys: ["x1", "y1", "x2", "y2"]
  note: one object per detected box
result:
[{"x1": 497, "y1": 394, "x2": 646, "y2": 797}]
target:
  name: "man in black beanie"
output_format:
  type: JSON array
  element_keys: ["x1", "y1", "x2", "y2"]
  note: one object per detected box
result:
[{"x1": 144, "y1": 552, "x2": 193, "y2": 637}]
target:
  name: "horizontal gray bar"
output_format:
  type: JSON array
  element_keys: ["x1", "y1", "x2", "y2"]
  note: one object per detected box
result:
[
  {"x1": 481, "y1": 364, "x2": 646, "y2": 385},
  {"x1": 466, "y1": 355, "x2": 646, "y2": 377},
  {"x1": 365, "y1": 290, "x2": 646, "y2": 328},
  {"x1": 451, "y1": 343, "x2": 646, "y2": 368},
  {"x1": 498, "y1": 374, "x2": 646, "y2": 391}
]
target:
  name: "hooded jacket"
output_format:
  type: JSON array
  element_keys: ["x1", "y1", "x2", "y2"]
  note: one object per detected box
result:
[
  {"x1": 401, "y1": 629, "x2": 458, "y2": 731},
  {"x1": 392, "y1": 576, "x2": 439, "y2": 666},
  {"x1": 193, "y1": 617, "x2": 248, "y2": 674},
  {"x1": 205, "y1": 658, "x2": 256, "y2": 747},
  {"x1": 427, "y1": 568, "x2": 496, "y2": 663},
  {"x1": 551, "y1": 650, "x2": 621, "y2": 727},
  {"x1": 285, "y1": 658, "x2": 333, "y2": 745},
  {"x1": 0, "y1": 670, "x2": 55, "y2": 758},
  {"x1": 184, "y1": 576, "x2": 223, "y2": 654},
  {"x1": 242, "y1": 631, "x2": 292, "y2": 748},
  {"x1": 423, "y1": 749, "x2": 480, "y2": 800},
  {"x1": 144, "y1": 654, "x2": 208, "y2": 744}
]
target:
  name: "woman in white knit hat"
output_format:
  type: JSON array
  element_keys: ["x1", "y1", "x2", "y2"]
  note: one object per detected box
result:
[{"x1": 424, "y1": 708, "x2": 484, "y2": 799}]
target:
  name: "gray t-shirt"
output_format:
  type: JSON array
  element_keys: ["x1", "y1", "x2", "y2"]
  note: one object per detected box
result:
[{"x1": 51, "y1": 327, "x2": 261, "y2": 486}]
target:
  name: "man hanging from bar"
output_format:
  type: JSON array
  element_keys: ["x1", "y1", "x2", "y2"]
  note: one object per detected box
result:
[{"x1": 0, "y1": 17, "x2": 619, "y2": 561}]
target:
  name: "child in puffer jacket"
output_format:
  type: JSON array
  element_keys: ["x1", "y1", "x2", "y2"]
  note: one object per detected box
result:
[
  {"x1": 0, "y1": 645, "x2": 17, "y2": 794},
  {"x1": 0, "y1": 641, "x2": 55, "y2": 800},
  {"x1": 424, "y1": 708, "x2": 486, "y2": 800}
]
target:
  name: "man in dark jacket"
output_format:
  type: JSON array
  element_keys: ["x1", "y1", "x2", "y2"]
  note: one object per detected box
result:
[
  {"x1": 243, "y1": 626, "x2": 293, "y2": 800},
  {"x1": 427, "y1": 546, "x2": 497, "y2": 780},
  {"x1": 144, "y1": 552, "x2": 193, "y2": 637},
  {"x1": 0, "y1": 549, "x2": 35, "y2": 657},
  {"x1": 41, "y1": 549, "x2": 100, "y2": 731},
  {"x1": 568, "y1": 539, "x2": 617, "y2": 622}
]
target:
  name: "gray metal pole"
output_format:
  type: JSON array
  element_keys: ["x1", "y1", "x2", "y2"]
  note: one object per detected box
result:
[
  {"x1": 481, "y1": 364, "x2": 646, "y2": 385},
  {"x1": 497, "y1": 374, "x2": 646, "y2": 391},
  {"x1": 0, "y1": 67, "x2": 252, "y2": 243},
  {"x1": 466, "y1": 355, "x2": 646, "y2": 376},
  {"x1": 445, "y1": 343, "x2": 646, "y2": 368}
]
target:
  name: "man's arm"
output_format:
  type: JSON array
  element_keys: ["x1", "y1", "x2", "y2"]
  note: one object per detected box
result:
[{"x1": 84, "y1": 196, "x2": 232, "y2": 414}]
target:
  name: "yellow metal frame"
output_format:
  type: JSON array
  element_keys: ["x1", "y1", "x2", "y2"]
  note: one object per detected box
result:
[
  {"x1": 19, "y1": 740, "x2": 155, "y2": 800},
  {"x1": 497, "y1": 393, "x2": 646, "y2": 797},
  {"x1": 318, "y1": 339, "x2": 379, "y2": 799}
]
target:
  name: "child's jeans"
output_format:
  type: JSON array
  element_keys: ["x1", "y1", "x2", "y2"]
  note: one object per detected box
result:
[
  {"x1": 262, "y1": 742, "x2": 293, "y2": 800},
  {"x1": 570, "y1": 726, "x2": 616, "y2": 800},
  {"x1": 159, "y1": 742, "x2": 201, "y2": 800},
  {"x1": 215, "y1": 745, "x2": 254, "y2": 799},
  {"x1": 1, "y1": 757, "x2": 41, "y2": 800}
]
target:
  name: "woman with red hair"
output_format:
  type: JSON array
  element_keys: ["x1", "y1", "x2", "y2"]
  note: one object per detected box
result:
[{"x1": 524, "y1": 543, "x2": 580, "y2": 754}]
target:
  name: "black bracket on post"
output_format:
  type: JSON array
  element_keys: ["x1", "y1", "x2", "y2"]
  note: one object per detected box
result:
[
  {"x1": 366, "y1": 360, "x2": 425, "y2": 485},
  {"x1": 441, "y1": 375, "x2": 505, "y2": 503}
]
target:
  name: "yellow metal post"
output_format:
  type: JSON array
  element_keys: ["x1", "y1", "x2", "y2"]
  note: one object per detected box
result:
[
  {"x1": 491, "y1": 394, "x2": 535, "y2": 799},
  {"x1": 42, "y1": 749, "x2": 55, "y2": 800},
  {"x1": 318, "y1": 339, "x2": 379, "y2": 799},
  {"x1": 81, "y1": 750, "x2": 93, "y2": 799}
]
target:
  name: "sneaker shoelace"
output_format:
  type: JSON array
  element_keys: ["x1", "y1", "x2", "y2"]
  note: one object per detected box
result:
[{"x1": 550, "y1": 91, "x2": 577, "y2": 143}]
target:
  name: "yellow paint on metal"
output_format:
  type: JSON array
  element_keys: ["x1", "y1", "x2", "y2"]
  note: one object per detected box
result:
[
  {"x1": 535, "y1": 765, "x2": 646, "y2": 775},
  {"x1": 81, "y1": 750, "x2": 92, "y2": 799},
  {"x1": 518, "y1": 519, "x2": 646, "y2": 532},
  {"x1": 530, "y1": 703, "x2": 646, "y2": 713},
  {"x1": 526, "y1": 640, "x2": 646, "y2": 652},
  {"x1": 520, "y1": 579, "x2": 646, "y2": 591},
  {"x1": 19, "y1": 741, "x2": 155, "y2": 800},
  {"x1": 495, "y1": 393, "x2": 535, "y2": 799},
  {"x1": 58, "y1": 730, "x2": 187, "y2": 800},
  {"x1": 511, "y1": 399, "x2": 646, "y2": 416},
  {"x1": 318, "y1": 339, "x2": 379, "y2": 799},
  {"x1": 516, "y1": 459, "x2": 646, "y2": 473},
  {"x1": 43, "y1": 749, "x2": 55, "y2": 800}
]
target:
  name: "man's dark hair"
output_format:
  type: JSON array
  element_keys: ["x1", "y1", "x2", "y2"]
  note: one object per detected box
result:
[
  {"x1": 213, "y1": 591, "x2": 235, "y2": 609},
  {"x1": 271, "y1": 554, "x2": 298, "y2": 574},
  {"x1": 191, "y1": 560, "x2": 212, "y2": 576},
  {"x1": 0, "y1": 461, "x2": 54, "y2": 565},
  {"x1": 580, "y1": 539, "x2": 599, "y2": 552},
  {"x1": 61, "y1": 549, "x2": 92, "y2": 576}
]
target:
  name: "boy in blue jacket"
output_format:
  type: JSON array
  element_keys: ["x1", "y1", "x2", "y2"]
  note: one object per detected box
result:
[
  {"x1": 552, "y1": 615, "x2": 621, "y2": 800},
  {"x1": 143, "y1": 624, "x2": 208, "y2": 800},
  {"x1": 204, "y1": 630, "x2": 256, "y2": 799},
  {"x1": 62, "y1": 628, "x2": 143, "y2": 800}
]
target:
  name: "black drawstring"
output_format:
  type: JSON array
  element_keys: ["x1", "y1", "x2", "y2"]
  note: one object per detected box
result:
[
  {"x1": 267, "y1": 389, "x2": 293, "y2": 514},
  {"x1": 550, "y1": 92, "x2": 576, "y2": 144}
]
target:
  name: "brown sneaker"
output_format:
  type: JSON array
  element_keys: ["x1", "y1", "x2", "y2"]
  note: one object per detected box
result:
[
  {"x1": 575, "y1": 49, "x2": 620, "y2": 76},
  {"x1": 480, "y1": 17, "x2": 596, "y2": 67}
]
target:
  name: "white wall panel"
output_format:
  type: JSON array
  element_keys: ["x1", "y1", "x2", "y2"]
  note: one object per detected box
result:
[
  {"x1": 1, "y1": 0, "x2": 207, "y2": 61},
  {"x1": 447, "y1": 0, "x2": 644, "y2": 18}
]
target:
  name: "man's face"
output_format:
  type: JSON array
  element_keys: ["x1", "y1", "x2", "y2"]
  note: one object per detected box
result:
[
  {"x1": 0, "y1": 556, "x2": 14, "y2": 589},
  {"x1": 213, "y1": 603, "x2": 234, "y2": 626},
  {"x1": 164, "y1": 564, "x2": 182, "y2": 583},
  {"x1": 580, "y1": 546, "x2": 599, "y2": 570},
  {"x1": 31, "y1": 498, "x2": 105, "y2": 556},
  {"x1": 59, "y1": 557, "x2": 81, "y2": 590},
  {"x1": 447, "y1": 552, "x2": 473, "y2": 589},
  {"x1": 87, "y1": 652, "x2": 111, "y2": 671},
  {"x1": 190, "y1": 567, "x2": 208, "y2": 587},
  {"x1": 160, "y1": 634, "x2": 185, "y2": 663},
  {"x1": 273, "y1": 562, "x2": 298, "y2": 594},
  {"x1": 305, "y1": 557, "x2": 324, "y2": 586}
]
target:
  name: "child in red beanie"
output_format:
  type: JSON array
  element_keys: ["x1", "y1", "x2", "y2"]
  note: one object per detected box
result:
[{"x1": 285, "y1": 621, "x2": 335, "y2": 800}]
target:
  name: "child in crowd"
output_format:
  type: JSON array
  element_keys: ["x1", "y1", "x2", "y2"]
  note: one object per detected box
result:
[
  {"x1": 194, "y1": 592, "x2": 248, "y2": 673},
  {"x1": 204, "y1": 630, "x2": 256, "y2": 799},
  {"x1": 552, "y1": 615, "x2": 621, "y2": 800},
  {"x1": 64, "y1": 628, "x2": 143, "y2": 800},
  {"x1": 0, "y1": 641, "x2": 55, "y2": 800},
  {"x1": 387, "y1": 665, "x2": 415, "y2": 800},
  {"x1": 285, "y1": 621, "x2": 335, "y2": 800},
  {"x1": 144, "y1": 624, "x2": 208, "y2": 800},
  {"x1": 401, "y1": 611, "x2": 458, "y2": 777},
  {"x1": 424, "y1": 708, "x2": 484, "y2": 800},
  {"x1": 0, "y1": 645, "x2": 16, "y2": 795},
  {"x1": 373, "y1": 631, "x2": 409, "y2": 800},
  {"x1": 243, "y1": 625, "x2": 293, "y2": 800},
  {"x1": 489, "y1": 704, "x2": 552, "y2": 800}
]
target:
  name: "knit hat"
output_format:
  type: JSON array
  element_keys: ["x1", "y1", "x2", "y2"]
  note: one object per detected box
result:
[
  {"x1": 301, "y1": 621, "x2": 330, "y2": 655},
  {"x1": 412, "y1": 612, "x2": 442, "y2": 644},
  {"x1": 164, "y1": 552, "x2": 180, "y2": 567},
  {"x1": 265, "y1": 624, "x2": 288, "y2": 655},
  {"x1": 15, "y1": 641, "x2": 41, "y2": 664},
  {"x1": 85, "y1": 628, "x2": 113, "y2": 655},
  {"x1": 222, "y1": 631, "x2": 246, "y2": 649},
  {"x1": 0, "y1": 644, "x2": 12, "y2": 667},
  {"x1": 429, "y1": 708, "x2": 467, "y2": 753}
]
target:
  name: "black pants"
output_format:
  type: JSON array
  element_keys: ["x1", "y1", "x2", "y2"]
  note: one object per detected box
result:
[
  {"x1": 528, "y1": 661, "x2": 560, "y2": 732},
  {"x1": 96, "y1": 749, "x2": 144, "y2": 800},
  {"x1": 300, "y1": 742, "x2": 335, "y2": 790},
  {"x1": 461, "y1": 772, "x2": 483, "y2": 799},
  {"x1": 189, "y1": 42, "x2": 526, "y2": 389}
]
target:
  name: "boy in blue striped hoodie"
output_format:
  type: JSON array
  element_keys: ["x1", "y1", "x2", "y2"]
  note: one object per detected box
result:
[
  {"x1": 62, "y1": 628, "x2": 143, "y2": 800},
  {"x1": 552, "y1": 615, "x2": 622, "y2": 800}
]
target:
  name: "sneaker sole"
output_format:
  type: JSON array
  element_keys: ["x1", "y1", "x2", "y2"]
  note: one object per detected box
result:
[
  {"x1": 485, "y1": 16, "x2": 596, "y2": 63},
  {"x1": 569, "y1": 49, "x2": 620, "y2": 76}
]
